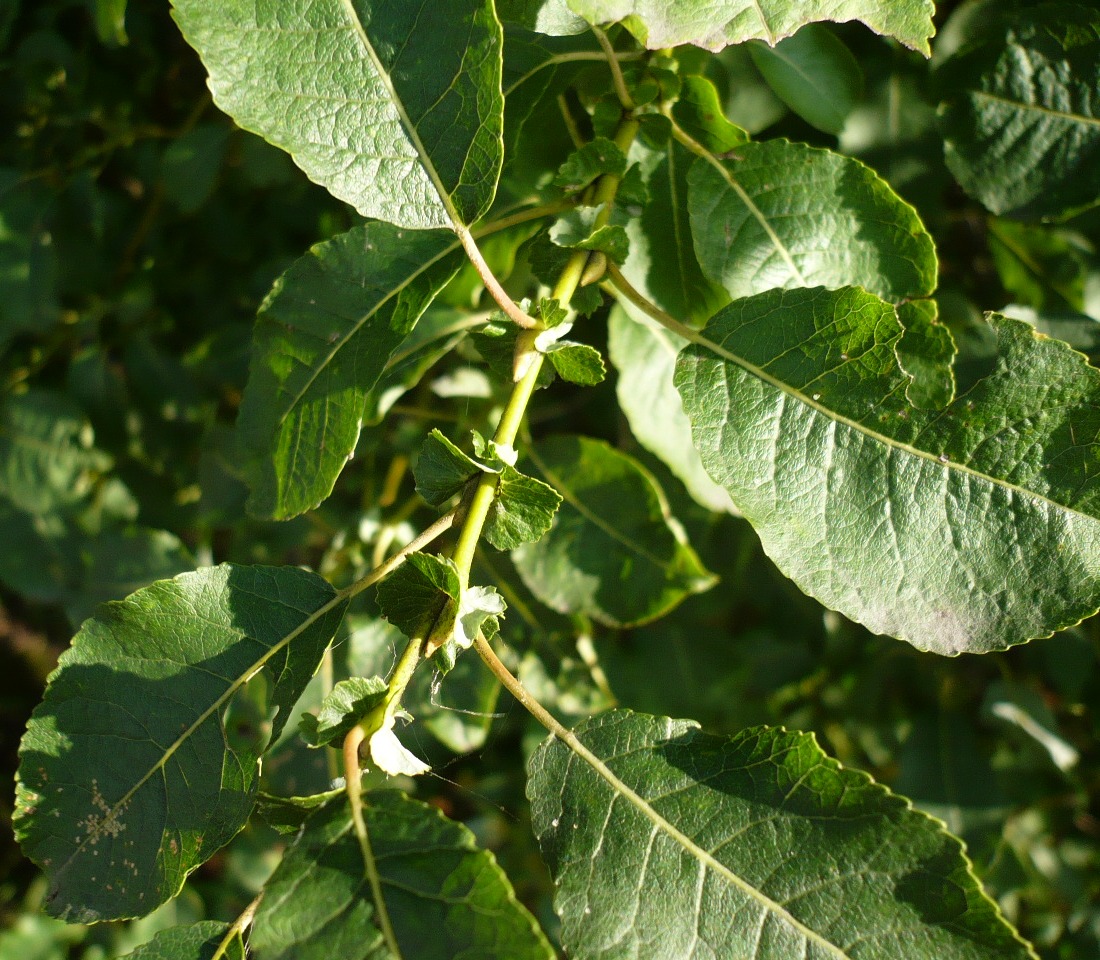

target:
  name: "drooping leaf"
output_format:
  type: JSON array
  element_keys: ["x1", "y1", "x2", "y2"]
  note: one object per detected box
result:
[
  {"x1": 670, "y1": 75, "x2": 750, "y2": 155},
  {"x1": 237, "y1": 223, "x2": 462, "y2": 520},
  {"x1": 484, "y1": 465, "x2": 563, "y2": 550},
  {"x1": 513, "y1": 435, "x2": 716, "y2": 627},
  {"x1": 621, "y1": 139, "x2": 729, "y2": 326},
  {"x1": 369, "y1": 715, "x2": 431, "y2": 777},
  {"x1": 688, "y1": 139, "x2": 937, "y2": 303},
  {"x1": 937, "y1": 5, "x2": 1100, "y2": 220},
  {"x1": 675, "y1": 285, "x2": 1100, "y2": 654},
  {"x1": 171, "y1": 0, "x2": 505, "y2": 229},
  {"x1": 118, "y1": 922, "x2": 241, "y2": 960},
  {"x1": 92, "y1": 0, "x2": 129, "y2": 47},
  {"x1": 14, "y1": 565, "x2": 347, "y2": 922},
  {"x1": 608, "y1": 303, "x2": 738, "y2": 514},
  {"x1": 987, "y1": 219, "x2": 1088, "y2": 313},
  {"x1": 565, "y1": 0, "x2": 936, "y2": 55},
  {"x1": 748, "y1": 24, "x2": 864, "y2": 134},
  {"x1": 299, "y1": 676, "x2": 388, "y2": 748},
  {"x1": 250, "y1": 791, "x2": 555, "y2": 960},
  {"x1": 375, "y1": 552, "x2": 460, "y2": 641},
  {"x1": 528, "y1": 710, "x2": 1036, "y2": 960}
]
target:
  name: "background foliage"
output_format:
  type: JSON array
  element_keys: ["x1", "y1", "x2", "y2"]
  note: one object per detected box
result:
[{"x1": 1, "y1": 0, "x2": 1098, "y2": 957}]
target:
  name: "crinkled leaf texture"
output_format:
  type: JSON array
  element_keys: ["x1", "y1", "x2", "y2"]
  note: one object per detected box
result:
[
  {"x1": 237, "y1": 223, "x2": 462, "y2": 520},
  {"x1": 566, "y1": 0, "x2": 935, "y2": 54},
  {"x1": 250, "y1": 791, "x2": 555, "y2": 960},
  {"x1": 938, "y1": 4, "x2": 1100, "y2": 220},
  {"x1": 528, "y1": 710, "x2": 1037, "y2": 960},
  {"x1": 14, "y1": 565, "x2": 347, "y2": 922},
  {"x1": 514, "y1": 435, "x2": 716, "y2": 627},
  {"x1": 675, "y1": 286, "x2": 1100, "y2": 654},
  {"x1": 118, "y1": 922, "x2": 242, "y2": 960},
  {"x1": 171, "y1": 0, "x2": 504, "y2": 229}
]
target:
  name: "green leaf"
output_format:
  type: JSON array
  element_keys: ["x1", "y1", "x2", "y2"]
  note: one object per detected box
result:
[
  {"x1": 299, "y1": 676, "x2": 388, "y2": 748},
  {"x1": 414, "y1": 429, "x2": 488, "y2": 506},
  {"x1": 0, "y1": 172, "x2": 58, "y2": 348},
  {"x1": 553, "y1": 137, "x2": 628, "y2": 192},
  {"x1": 675, "y1": 285, "x2": 1100, "y2": 654},
  {"x1": 376, "y1": 553, "x2": 460, "y2": 640},
  {"x1": 608, "y1": 303, "x2": 739, "y2": 514},
  {"x1": 987, "y1": 219, "x2": 1088, "y2": 313},
  {"x1": 895, "y1": 299, "x2": 957, "y2": 410},
  {"x1": 170, "y1": 0, "x2": 504, "y2": 229},
  {"x1": 118, "y1": 922, "x2": 241, "y2": 960},
  {"x1": 250, "y1": 791, "x2": 555, "y2": 960},
  {"x1": 748, "y1": 24, "x2": 863, "y2": 135},
  {"x1": 500, "y1": 0, "x2": 587, "y2": 34},
  {"x1": 161, "y1": 125, "x2": 229, "y2": 214},
  {"x1": 14, "y1": 565, "x2": 347, "y2": 922},
  {"x1": 621, "y1": 140, "x2": 729, "y2": 326},
  {"x1": 528, "y1": 710, "x2": 1036, "y2": 960},
  {"x1": 565, "y1": 0, "x2": 935, "y2": 55},
  {"x1": 937, "y1": 5, "x2": 1100, "y2": 220},
  {"x1": 91, "y1": 0, "x2": 129, "y2": 47},
  {"x1": 513, "y1": 435, "x2": 716, "y2": 627},
  {"x1": 236, "y1": 223, "x2": 462, "y2": 520},
  {"x1": 671, "y1": 75, "x2": 749, "y2": 155},
  {"x1": 688, "y1": 140, "x2": 937, "y2": 303},
  {"x1": 484, "y1": 465, "x2": 563, "y2": 550},
  {"x1": 544, "y1": 341, "x2": 607, "y2": 385},
  {"x1": 549, "y1": 206, "x2": 630, "y2": 263}
]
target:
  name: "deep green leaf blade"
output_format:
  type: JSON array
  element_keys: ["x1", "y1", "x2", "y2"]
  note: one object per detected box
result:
[
  {"x1": 170, "y1": 0, "x2": 504, "y2": 228},
  {"x1": 528, "y1": 710, "x2": 1036, "y2": 960},
  {"x1": 937, "y1": 5, "x2": 1100, "y2": 220},
  {"x1": 747, "y1": 24, "x2": 863, "y2": 135},
  {"x1": 414, "y1": 429, "x2": 487, "y2": 506},
  {"x1": 237, "y1": 223, "x2": 462, "y2": 520},
  {"x1": 513, "y1": 435, "x2": 716, "y2": 627},
  {"x1": 565, "y1": 0, "x2": 935, "y2": 54},
  {"x1": 119, "y1": 922, "x2": 241, "y2": 960},
  {"x1": 484, "y1": 464, "x2": 563, "y2": 550},
  {"x1": 688, "y1": 140, "x2": 937, "y2": 303},
  {"x1": 375, "y1": 552, "x2": 460, "y2": 639},
  {"x1": 608, "y1": 304, "x2": 738, "y2": 514},
  {"x1": 675, "y1": 286, "x2": 1100, "y2": 654},
  {"x1": 250, "y1": 791, "x2": 555, "y2": 960},
  {"x1": 299, "y1": 676, "x2": 388, "y2": 748},
  {"x1": 544, "y1": 341, "x2": 607, "y2": 385},
  {"x1": 14, "y1": 565, "x2": 347, "y2": 922}
]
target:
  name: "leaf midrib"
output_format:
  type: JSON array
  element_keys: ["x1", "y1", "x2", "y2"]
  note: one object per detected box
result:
[
  {"x1": 971, "y1": 88, "x2": 1100, "y2": 128},
  {"x1": 682, "y1": 317, "x2": 1099, "y2": 524}
]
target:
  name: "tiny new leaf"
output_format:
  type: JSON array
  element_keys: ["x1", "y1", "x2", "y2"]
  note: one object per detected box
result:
[
  {"x1": 528, "y1": 710, "x2": 1036, "y2": 959},
  {"x1": 299, "y1": 676, "x2": 388, "y2": 748},
  {"x1": 15, "y1": 565, "x2": 347, "y2": 921}
]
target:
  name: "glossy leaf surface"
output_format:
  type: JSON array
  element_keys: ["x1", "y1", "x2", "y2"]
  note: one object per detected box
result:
[
  {"x1": 171, "y1": 0, "x2": 504, "y2": 228},
  {"x1": 938, "y1": 5, "x2": 1100, "y2": 220},
  {"x1": 15, "y1": 565, "x2": 346, "y2": 921},
  {"x1": 250, "y1": 791, "x2": 555, "y2": 960},
  {"x1": 688, "y1": 140, "x2": 937, "y2": 303},
  {"x1": 237, "y1": 223, "x2": 461, "y2": 519},
  {"x1": 676, "y1": 286, "x2": 1100, "y2": 654},
  {"x1": 514, "y1": 435, "x2": 715, "y2": 626},
  {"x1": 119, "y1": 923, "x2": 241, "y2": 960},
  {"x1": 528, "y1": 710, "x2": 1035, "y2": 959},
  {"x1": 566, "y1": 0, "x2": 935, "y2": 54}
]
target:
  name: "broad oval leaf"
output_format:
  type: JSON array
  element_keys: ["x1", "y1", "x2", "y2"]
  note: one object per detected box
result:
[
  {"x1": 250, "y1": 790, "x2": 555, "y2": 960},
  {"x1": 528, "y1": 710, "x2": 1037, "y2": 960},
  {"x1": 237, "y1": 223, "x2": 462, "y2": 520},
  {"x1": 608, "y1": 303, "x2": 739, "y2": 514},
  {"x1": 565, "y1": 0, "x2": 935, "y2": 55},
  {"x1": 513, "y1": 435, "x2": 716, "y2": 627},
  {"x1": 14, "y1": 565, "x2": 347, "y2": 922},
  {"x1": 688, "y1": 139, "x2": 937, "y2": 303},
  {"x1": 171, "y1": 0, "x2": 504, "y2": 229},
  {"x1": 937, "y1": 5, "x2": 1100, "y2": 220},
  {"x1": 675, "y1": 285, "x2": 1100, "y2": 654}
]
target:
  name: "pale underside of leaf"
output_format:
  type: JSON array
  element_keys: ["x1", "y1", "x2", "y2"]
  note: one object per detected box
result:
[
  {"x1": 528, "y1": 710, "x2": 1036, "y2": 960},
  {"x1": 674, "y1": 286, "x2": 1100, "y2": 654},
  {"x1": 565, "y1": 0, "x2": 935, "y2": 54}
]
